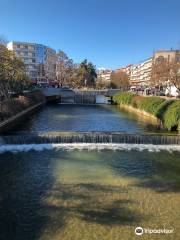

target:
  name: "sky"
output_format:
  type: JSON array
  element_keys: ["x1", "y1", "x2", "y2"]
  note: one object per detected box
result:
[{"x1": 0, "y1": 0, "x2": 180, "y2": 69}]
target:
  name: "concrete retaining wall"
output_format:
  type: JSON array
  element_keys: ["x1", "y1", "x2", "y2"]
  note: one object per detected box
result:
[
  {"x1": 117, "y1": 104, "x2": 162, "y2": 127},
  {"x1": 0, "y1": 101, "x2": 45, "y2": 134}
]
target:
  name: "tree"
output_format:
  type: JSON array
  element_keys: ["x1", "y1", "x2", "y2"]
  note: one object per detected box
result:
[
  {"x1": 75, "y1": 59, "x2": 97, "y2": 88},
  {"x1": 169, "y1": 61, "x2": 180, "y2": 88},
  {"x1": 96, "y1": 76, "x2": 108, "y2": 89},
  {"x1": 110, "y1": 71, "x2": 129, "y2": 89},
  {"x1": 151, "y1": 60, "x2": 180, "y2": 88},
  {"x1": 151, "y1": 61, "x2": 170, "y2": 87},
  {"x1": 56, "y1": 50, "x2": 74, "y2": 86},
  {"x1": 0, "y1": 43, "x2": 30, "y2": 99}
]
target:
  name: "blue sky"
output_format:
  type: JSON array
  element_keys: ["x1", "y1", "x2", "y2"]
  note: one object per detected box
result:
[{"x1": 0, "y1": 0, "x2": 180, "y2": 69}]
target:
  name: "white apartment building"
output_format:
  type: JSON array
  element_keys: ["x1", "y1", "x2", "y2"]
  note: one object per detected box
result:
[
  {"x1": 97, "y1": 68, "x2": 112, "y2": 83},
  {"x1": 7, "y1": 41, "x2": 57, "y2": 84},
  {"x1": 129, "y1": 50, "x2": 180, "y2": 87},
  {"x1": 115, "y1": 65, "x2": 132, "y2": 76},
  {"x1": 130, "y1": 58, "x2": 152, "y2": 86}
]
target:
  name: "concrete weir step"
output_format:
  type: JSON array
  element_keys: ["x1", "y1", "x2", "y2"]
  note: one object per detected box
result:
[{"x1": 1, "y1": 132, "x2": 180, "y2": 145}]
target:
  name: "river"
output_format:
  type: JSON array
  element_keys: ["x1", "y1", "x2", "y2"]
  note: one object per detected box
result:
[
  {"x1": 0, "y1": 104, "x2": 180, "y2": 240},
  {"x1": 5, "y1": 104, "x2": 168, "y2": 134}
]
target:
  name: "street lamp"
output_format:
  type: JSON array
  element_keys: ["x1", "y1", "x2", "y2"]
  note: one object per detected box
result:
[{"x1": 84, "y1": 79, "x2": 87, "y2": 89}]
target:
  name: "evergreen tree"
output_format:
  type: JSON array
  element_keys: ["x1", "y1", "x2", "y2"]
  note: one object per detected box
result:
[{"x1": 0, "y1": 43, "x2": 30, "y2": 99}]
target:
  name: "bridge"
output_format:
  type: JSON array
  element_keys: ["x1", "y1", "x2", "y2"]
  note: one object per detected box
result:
[{"x1": 39, "y1": 88, "x2": 121, "y2": 104}]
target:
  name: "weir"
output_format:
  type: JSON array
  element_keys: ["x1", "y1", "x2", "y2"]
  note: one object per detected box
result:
[{"x1": 1, "y1": 132, "x2": 180, "y2": 145}]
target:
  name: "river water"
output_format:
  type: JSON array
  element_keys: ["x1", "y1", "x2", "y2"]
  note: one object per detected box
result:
[
  {"x1": 6, "y1": 104, "x2": 168, "y2": 134},
  {"x1": 0, "y1": 104, "x2": 180, "y2": 240}
]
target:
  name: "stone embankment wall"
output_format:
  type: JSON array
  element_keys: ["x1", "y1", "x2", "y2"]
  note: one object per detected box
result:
[
  {"x1": 0, "y1": 91, "x2": 45, "y2": 133},
  {"x1": 113, "y1": 92, "x2": 180, "y2": 131},
  {"x1": 117, "y1": 104, "x2": 162, "y2": 127}
]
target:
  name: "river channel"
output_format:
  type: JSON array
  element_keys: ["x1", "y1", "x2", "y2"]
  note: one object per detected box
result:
[
  {"x1": 5, "y1": 104, "x2": 170, "y2": 134},
  {"x1": 0, "y1": 104, "x2": 179, "y2": 240}
]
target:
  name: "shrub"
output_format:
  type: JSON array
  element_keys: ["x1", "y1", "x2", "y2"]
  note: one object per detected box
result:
[
  {"x1": 155, "y1": 100, "x2": 175, "y2": 119},
  {"x1": 113, "y1": 92, "x2": 135, "y2": 105},
  {"x1": 136, "y1": 97, "x2": 165, "y2": 115},
  {"x1": 162, "y1": 100, "x2": 180, "y2": 131},
  {"x1": 113, "y1": 92, "x2": 180, "y2": 132}
]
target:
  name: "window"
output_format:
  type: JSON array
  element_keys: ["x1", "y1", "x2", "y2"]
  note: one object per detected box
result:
[
  {"x1": 156, "y1": 56, "x2": 165, "y2": 62},
  {"x1": 176, "y1": 55, "x2": 180, "y2": 62}
]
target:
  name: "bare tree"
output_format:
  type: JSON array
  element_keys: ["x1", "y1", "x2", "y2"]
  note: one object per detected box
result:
[
  {"x1": 96, "y1": 76, "x2": 108, "y2": 89},
  {"x1": 151, "y1": 61, "x2": 180, "y2": 88},
  {"x1": 56, "y1": 50, "x2": 74, "y2": 86},
  {"x1": 110, "y1": 71, "x2": 129, "y2": 89},
  {"x1": 169, "y1": 61, "x2": 180, "y2": 88}
]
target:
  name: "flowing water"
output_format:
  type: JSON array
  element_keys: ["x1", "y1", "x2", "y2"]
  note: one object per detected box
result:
[
  {"x1": 0, "y1": 104, "x2": 180, "y2": 240},
  {"x1": 0, "y1": 149, "x2": 179, "y2": 240},
  {"x1": 5, "y1": 104, "x2": 172, "y2": 134}
]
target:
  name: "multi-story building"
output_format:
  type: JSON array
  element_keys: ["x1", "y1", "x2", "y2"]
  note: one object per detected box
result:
[
  {"x1": 115, "y1": 64, "x2": 132, "y2": 76},
  {"x1": 154, "y1": 49, "x2": 180, "y2": 63},
  {"x1": 130, "y1": 64, "x2": 139, "y2": 86},
  {"x1": 129, "y1": 49, "x2": 180, "y2": 87},
  {"x1": 7, "y1": 41, "x2": 57, "y2": 84},
  {"x1": 97, "y1": 68, "x2": 112, "y2": 83},
  {"x1": 130, "y1": 58, "x2": 153, "y2": 87},
  {"x1": 139, "y1": 58, "x2": 153, "y2": 86}
]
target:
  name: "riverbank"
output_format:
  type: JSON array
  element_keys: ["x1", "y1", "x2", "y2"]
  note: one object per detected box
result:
[
  {"x1": 116, "y1": 104, "x2": 162, "y2": 126},
  {"x1": 113, "y1": 92, "x2": 180, "y2": 132},
  {"x1": 0, "y1": 91, "x2": 45, "y2": 133}
]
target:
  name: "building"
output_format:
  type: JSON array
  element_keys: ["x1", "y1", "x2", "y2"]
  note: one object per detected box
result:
[
  {"x1": 129, "y1": 49, "x2": 180, "y2": 87},
  {"x1": 115, "y1": 64, "x2": 132, "y2": 76},
  {"x1": 154, "y1": 49, "x2": 180, "y2": 63},
  {"x1": 7, "y1": 41, "x2": 57, "y2": 84},
  {"x1": 97, "y1": 68, "x2": 112, "y2": 83},
  {"x1": 130, "y1": 64, "x2": 139, "y2": 86},
  {"x1": 138, "y1": 58, "x2": 153, "y2": 86},
  {"x1": 130, "y1": 58, "x2": 153, "y2": 87}
]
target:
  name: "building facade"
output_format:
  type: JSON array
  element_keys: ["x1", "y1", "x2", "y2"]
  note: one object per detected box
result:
[
  {"x1": 129, "y1": 50, "x2": 180, "y2": 87},
  {"x1": 97, "y1": 68, "x2": 112, "y2": 84},
  {"x1": 115, "y1": 64, "x2": 132, "y2": 76},
  {"x1": 154, "y1": 49, "x2": 180, "y2": 63},
  {"x1": 7, "y1": 41, "x2": 57, "y2": 84},
  {"x1": 129, "y1": 58, "x2": 152, "y2": 87}
]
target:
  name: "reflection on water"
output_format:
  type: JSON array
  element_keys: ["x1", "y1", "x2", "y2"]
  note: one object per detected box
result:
[
  {"x1": 6, "y1": 104, "x2": 170, "y2": 134},
  {"x1": 0, "y1": 149, "x2": 179, "y2": 240}
]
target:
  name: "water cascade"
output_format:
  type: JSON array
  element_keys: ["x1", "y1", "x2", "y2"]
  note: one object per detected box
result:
[{"x1": 1, "y1": 132, "x2": 180, "y2": 145}]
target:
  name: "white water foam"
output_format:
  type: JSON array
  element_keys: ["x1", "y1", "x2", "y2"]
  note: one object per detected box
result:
[{"x1": 0, "y1": 143, "x2": 180, "y2": 153}]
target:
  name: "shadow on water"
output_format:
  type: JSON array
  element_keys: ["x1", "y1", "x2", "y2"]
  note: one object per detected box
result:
[
  {"x1": 0, "y1": 151, "x2": 57, "y2": 240},
  {"x1": 0, "y1": 150, "x2": 150, "y2": 240},
  {"x1": 43, "y1": 182, "x2": 148, "y2": 227},
  {"x1": 0, "y1": 149, "x2": 179, "y2": 239}
]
